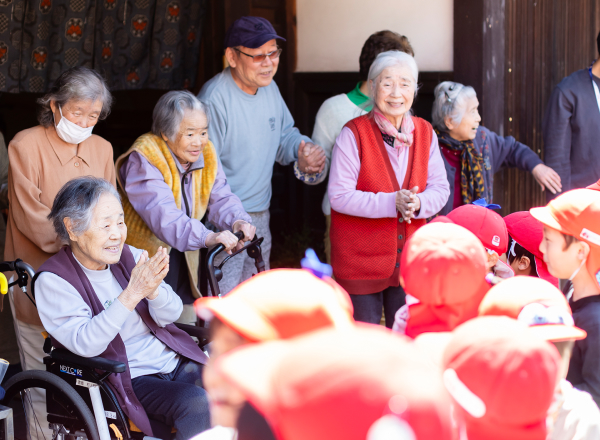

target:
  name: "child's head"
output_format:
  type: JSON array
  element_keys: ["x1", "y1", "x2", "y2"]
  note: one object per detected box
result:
[
  {"x1": 442, "y1": 316, "x2": 561, "y2": 440},
  {"x1": 504, "y1": 211, "x2": 558, "y2": 285},
  {"x1": 401, "y1": 222, "x2": 489, "y2": 337},
  {"x1": 195, "y1": 269, "x2": 355, "y2": 427},
  {"x1": 530, "y1": 189, "x2": 600, "y2": 287},
  {"x1": 216, "y1": 326, "x2": 453, "y2": 440},
  {"x1": 443, "y1": 204, "x2": 508, "y2": 272},
  {"x1": 478, "y1": 276, "x2": 586, "y2": 381}
]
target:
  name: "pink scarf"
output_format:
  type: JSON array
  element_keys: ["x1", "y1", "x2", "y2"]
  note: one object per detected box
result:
[{"x1": 373, "y1": 108, "x2": 415, "y2": 156}]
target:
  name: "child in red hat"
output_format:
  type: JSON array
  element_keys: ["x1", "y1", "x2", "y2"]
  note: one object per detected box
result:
[
  {"x1": 193, "y1": 268, "x2": 354, "y2": 437},
  {"x1": 443, "y1": 203, "x2": 515, "y2": 278},
  {"x1": 392, "y1": 222, "x2": 490, "y2": 337},
  {"x1": 530, "y1": 189, "x2": 600, "y2": 407},
  {"x1": 442, "y1": 316, "x2": 561, "y2": 440},
  {"x1": 216, "y1": 326, "x2": 453, "y2": 440},
  {"x1": 479, "y1": 276, "x2": 600, "y2": 439},
  {"x1": 503, "y1": 211, "x2": 559, "y2": 286}
]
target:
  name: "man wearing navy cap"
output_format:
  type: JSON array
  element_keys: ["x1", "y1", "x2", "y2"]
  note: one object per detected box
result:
[{"x1": 198, "y1": 17, "x2": 326, "y2": 294}]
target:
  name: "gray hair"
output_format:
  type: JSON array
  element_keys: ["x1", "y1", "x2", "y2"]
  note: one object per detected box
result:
[
  {"x1": 432, "y1": 81, "x2": 477, "y2": 132},
  {"x1": 48, "y1": 177, "x2": 121, "y2": 243},
  {"x1": 152, "y1": 90, "x2": 209, "y2": 142},
  {"x1": 37, "y1": 67, "x2": 113, "y2": 127},
  {"x1": 367, "y1": 50, "x2": 419, "y2": 109}
]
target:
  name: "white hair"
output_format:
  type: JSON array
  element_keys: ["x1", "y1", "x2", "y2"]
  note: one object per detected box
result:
[
  {"x1": 367, "y1": 50, "x2": 419, "y2": 107},
  {"x1": 152, "y1": 90, "x2": 209, "y2": 142},
  {"x1": 432, "y1": 81, "x2": 477, "y2": 132}
]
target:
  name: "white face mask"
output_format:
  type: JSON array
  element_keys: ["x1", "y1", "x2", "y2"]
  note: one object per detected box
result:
[{"x1": 54, "y1": 106, "x2": 94, "y2": 145}]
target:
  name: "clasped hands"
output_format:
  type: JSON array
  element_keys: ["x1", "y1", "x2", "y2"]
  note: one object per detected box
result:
[
  {"x1": 298, "y1": 140, "x2": 326, "y2": 174},
  {"x1": 396, "y1": 186, "x2": 420, "y2": 223},
  {"x1": 120, "y1": 246, "x2": 169, "y2": 311}
]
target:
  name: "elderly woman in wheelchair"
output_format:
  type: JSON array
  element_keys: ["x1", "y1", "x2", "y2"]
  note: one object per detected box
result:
[{"x1": 33, "y1": 176, "x2": 210, "y2": 440}]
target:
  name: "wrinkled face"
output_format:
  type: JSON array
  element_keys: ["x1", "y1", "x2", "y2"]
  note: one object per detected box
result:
[
  {"x1": 372, "y1": 65, "x2": 415, "y2": 124},
  {"x1": 164, "y1": 110, "x2": 209, "y2": 165},
  {"x1": 50, "y1": 99, "x2": 103, "y2": 129},
  {"x1": 67, "y1": 193, "x2": 127, "y2": 270},
  {"x1": 229, "y1": 39, "x2": 280, "y2": 91},
  {"x1": 447, "y1": 96, "x2": 481, "y2": 141},
  {"x1": 540, "y1": 226, "x2": 582, "y2": 279},
  {"x1": 203, "y1": 322, "x2": 250, "y2": 428}
]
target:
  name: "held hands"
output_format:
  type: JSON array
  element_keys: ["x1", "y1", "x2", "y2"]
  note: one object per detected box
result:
[
  {"x1": 531, "y1": 164, "x2": 562, "y2": 195},
  {"x1": 120, "y1": 247, "x2": 169, "y2": 311},
  {"x1": 298, "y1": 141, "x2": 326, "y2": 174},
  {"x1": 396, "y1": 186, "x2": 421, "y2": 223}
]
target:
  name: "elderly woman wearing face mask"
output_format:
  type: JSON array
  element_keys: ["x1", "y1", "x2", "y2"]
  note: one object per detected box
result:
[
  {"x1": 5, "y1": 67, "x2": 116, "y2": 434},
  {"x1": 432, "y1": 81, "x2": 562, "y2": 215},
  {"x1": 328, "y1": 50, "x2": 450, "y2": 328},
  {"x1": 116, "y1": 91, "x2": 255, "y2": 324}
]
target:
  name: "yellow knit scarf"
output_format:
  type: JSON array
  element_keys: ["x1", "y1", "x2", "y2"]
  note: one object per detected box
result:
[{"x1": 116, "y1": 133, "x2": 218, "y2": 297}]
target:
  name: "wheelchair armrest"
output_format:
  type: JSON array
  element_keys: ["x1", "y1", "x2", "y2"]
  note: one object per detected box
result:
[
  {"x1": 175, "y1": 323, "x2": 210, "y2": 341},
  {"x1": 51, "y1": 349, "x2": 126, "y2": 374}
]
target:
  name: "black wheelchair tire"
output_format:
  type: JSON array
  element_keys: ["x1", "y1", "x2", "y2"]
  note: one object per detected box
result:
[{"x1": 2, "y1": 370, "x2": 101, "y2": 440}]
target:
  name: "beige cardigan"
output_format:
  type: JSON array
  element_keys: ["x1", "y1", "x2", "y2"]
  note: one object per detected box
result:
[{"x1": 5, "y1": 125, "x2": 116, "y2": 325}]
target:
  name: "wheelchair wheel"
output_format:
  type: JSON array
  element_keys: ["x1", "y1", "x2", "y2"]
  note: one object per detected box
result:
[{"x1": 2, "y1": 370, "x2": 100, "y2": 440}]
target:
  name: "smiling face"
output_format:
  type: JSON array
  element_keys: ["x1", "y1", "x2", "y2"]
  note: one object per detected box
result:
[
  {"x1": 539, "y1": 226, "x2": 583, "y2": 279},
  {"x1": 203, "y1": 320, "x2": 250, "y2": 427},
  {"x1": 446, "y1": 96, "x2": 481, "y2": 141},
  {"x1": 163, "y1": 110, "x2": 209, "y2": 165},
  {"x1": 227, "y1": 39, "x2": 280, "y2": 94},
  {"x1": 372, "y1": 65, "x2": 415, "y2": 127},
  {"x1": 50, "y1": 99, "x2": 103, "y2": 129},
  {"x1": 67, "y1": 193, "x2": 127, "y2": 270}
]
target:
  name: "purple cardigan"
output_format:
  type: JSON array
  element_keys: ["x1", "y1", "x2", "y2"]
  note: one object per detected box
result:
[{"x1": 35, "y1": 245, "x2": 208, "y2": 436}]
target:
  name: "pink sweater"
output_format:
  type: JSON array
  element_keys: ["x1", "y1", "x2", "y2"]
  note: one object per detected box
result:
[{"x1": 328, "y1": 126, "x2": 450, "y2": 219}]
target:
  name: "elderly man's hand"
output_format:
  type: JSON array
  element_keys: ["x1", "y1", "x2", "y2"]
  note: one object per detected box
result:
[
  {"x1": 206, "y1": 230, "x2": 240, "y2": 255},
  {"x1": 120, "y1": 247, "x2": 170, "y2": 311},
  {"x1": 395, "y1": 186, "x2": 421, "y2": 223},
  {"x1": 298, "y1": 141, "x2": 326, "y2": 174}
]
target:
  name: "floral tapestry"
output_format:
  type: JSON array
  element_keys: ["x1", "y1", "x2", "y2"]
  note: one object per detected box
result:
[{"x1": 0, "y1": 0, "x2": 206, "y2": 92}]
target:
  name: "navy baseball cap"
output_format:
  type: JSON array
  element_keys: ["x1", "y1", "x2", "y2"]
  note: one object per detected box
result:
[{"x1": 224, "y1": 16, "x2": 285, "y2": 49}]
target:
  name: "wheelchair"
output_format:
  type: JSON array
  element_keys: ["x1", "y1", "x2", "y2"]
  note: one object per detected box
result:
[{"x1": 1, "y1": 233, "x2": 265, "y2": 440}]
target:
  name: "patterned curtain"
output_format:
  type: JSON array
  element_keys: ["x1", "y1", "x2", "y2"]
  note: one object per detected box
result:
[{"x1": 0, "y1": 0, "x2": 206, "y2": 93}]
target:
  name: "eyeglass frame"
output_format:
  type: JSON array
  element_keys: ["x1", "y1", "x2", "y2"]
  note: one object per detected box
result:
[{"x1": 234, "y1": 47, "x2": 282, "y2": 63}]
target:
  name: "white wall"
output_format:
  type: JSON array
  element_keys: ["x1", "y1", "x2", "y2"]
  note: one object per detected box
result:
[{"x1": 296, "y1": 0, "x2": 453, "y2": 72}]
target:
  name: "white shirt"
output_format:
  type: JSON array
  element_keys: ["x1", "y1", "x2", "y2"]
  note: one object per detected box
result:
[{"x1": 36, "y1": 245, "x2": 182, "y2": 378}]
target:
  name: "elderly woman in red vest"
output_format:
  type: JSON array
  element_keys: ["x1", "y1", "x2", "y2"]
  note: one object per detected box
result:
[{"x1": 328, "y1": 50, "x2": 450, "y2": 327}]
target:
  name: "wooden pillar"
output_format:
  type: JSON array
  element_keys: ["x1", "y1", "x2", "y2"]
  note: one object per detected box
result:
[{"x1": 454, "y1": 0, "x2": 507, "y2": 209}]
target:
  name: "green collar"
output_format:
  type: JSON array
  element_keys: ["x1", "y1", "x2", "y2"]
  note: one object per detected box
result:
[{"x1": 346, "y1": 82, "x2": 372, "y2": 111}]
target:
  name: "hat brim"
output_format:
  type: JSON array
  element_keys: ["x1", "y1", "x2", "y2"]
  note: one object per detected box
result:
[
  {"x1": 244, "y1": 34, "x2": 286, "y2": 49},
  {"x1": 528, "y1": 324, "x2": 587, "y2": 342},
  {"x1": 194, "y1": 297, "x2": 276, "y2": 342},
  {"x1": 530, "y1": 207, "x2": 567, "y2": 234}
]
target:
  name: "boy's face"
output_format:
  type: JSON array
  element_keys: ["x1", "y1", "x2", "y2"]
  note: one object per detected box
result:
[
  {"x1": 203, "y1": 322, "x2": 250, "y2": 428},
  {"x1": 540, "y1": 226, "x2": 581, "y2": 279}
]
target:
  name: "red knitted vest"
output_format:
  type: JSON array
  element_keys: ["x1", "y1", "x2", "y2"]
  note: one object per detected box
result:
[{"x1": 330, "y1": 115, "x2": 432, "y2": 295}]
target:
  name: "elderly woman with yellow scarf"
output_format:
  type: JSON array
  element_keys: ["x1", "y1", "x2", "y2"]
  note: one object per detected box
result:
[{"x1": 117, "y1": 91, "x2": 255, "y2": 323}]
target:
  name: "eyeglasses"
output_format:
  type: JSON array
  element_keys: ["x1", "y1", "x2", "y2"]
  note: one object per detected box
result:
[{"x1": 234, "y1": 47, "x2": 282, "y2": 63}]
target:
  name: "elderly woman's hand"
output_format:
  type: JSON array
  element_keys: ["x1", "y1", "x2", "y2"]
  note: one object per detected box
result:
[
  {"x1": 395, "y1": 186, "x2": 421, "y2": 223},
  {"x1": 206, "y1": 230, "x2": 240, "y2": 255},
  {"x1": 120, "y1": 247, "x2": 170, "y2": 311},
  {"x1": 233, "y1": 220, "x2": 256, "y2": 242}
]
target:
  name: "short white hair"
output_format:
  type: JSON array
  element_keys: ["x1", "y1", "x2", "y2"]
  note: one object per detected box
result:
[
  {"x1": 152, "y1": 90, "x2": 209, "y2": 142},
  {"x1": 432, "y1": 81, "x2": 477, "y2": 132},
  {"x1": 367, "y1": 50, "x2": 419, "y2": 105}
]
